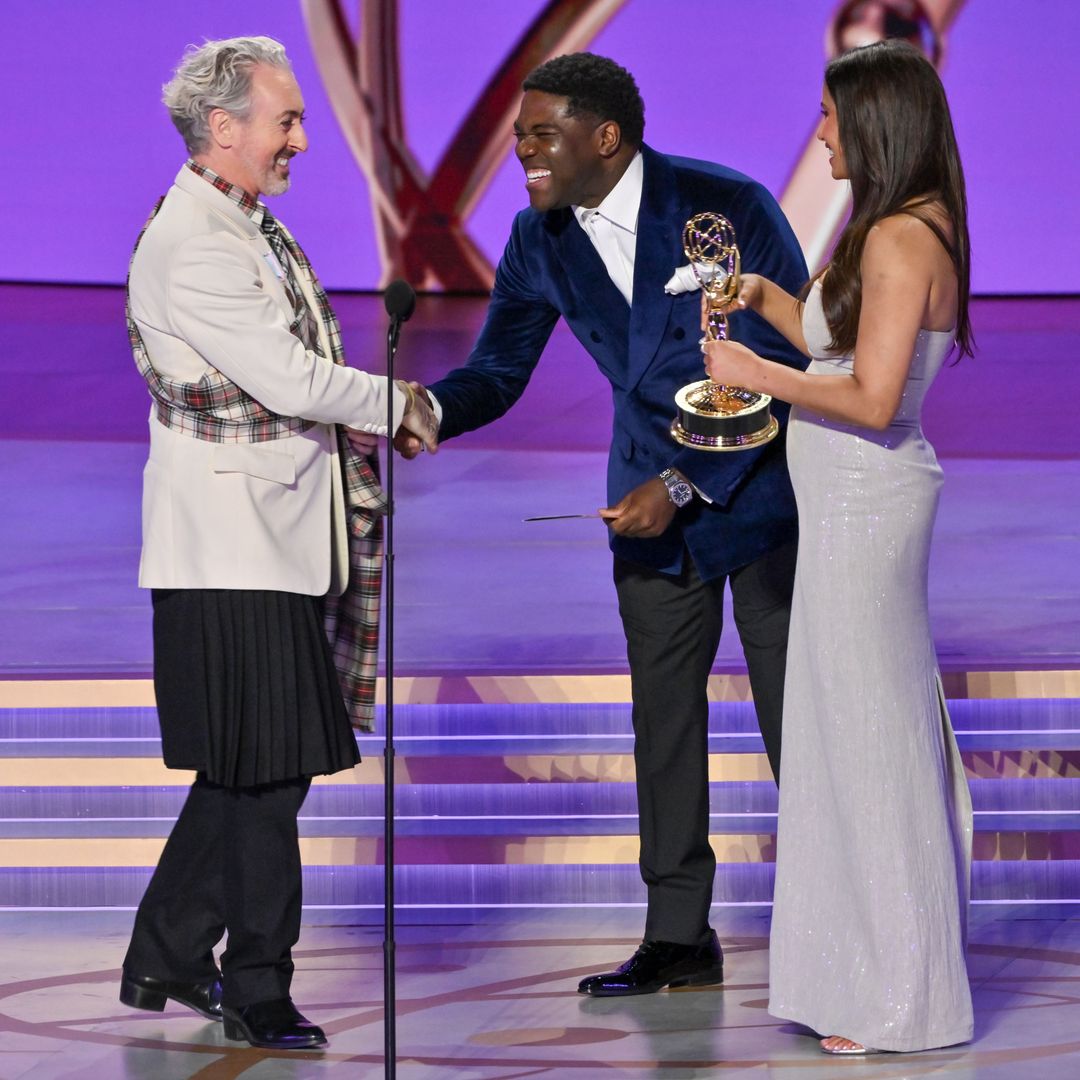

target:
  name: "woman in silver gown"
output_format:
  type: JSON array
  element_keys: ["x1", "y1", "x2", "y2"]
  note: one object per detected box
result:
[{"x1": 703, "y1": 41, "x2": 974, "y2": 1055}]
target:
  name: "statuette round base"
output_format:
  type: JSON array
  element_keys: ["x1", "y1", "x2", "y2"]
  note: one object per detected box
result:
[{"x1": 671, "y1": 380, "x2": 779, "y2": 452}]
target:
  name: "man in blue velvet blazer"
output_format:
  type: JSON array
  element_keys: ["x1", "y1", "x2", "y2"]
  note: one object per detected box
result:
[{"x1": 407, "y1": 53, "x2": 808, "y2": 995}]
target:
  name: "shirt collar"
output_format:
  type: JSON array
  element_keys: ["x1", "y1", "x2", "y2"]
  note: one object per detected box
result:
[
  {"x1": 572, "y1": 151, "x2": 643, "y2": 235},
  {"x1": 185, "y1": 159, "x2": 267, "y2": 227}
]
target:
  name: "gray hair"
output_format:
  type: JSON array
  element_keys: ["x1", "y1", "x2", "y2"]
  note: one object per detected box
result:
[{"x1": 162, "y1": 36, "x2": 291, "y2": 154}]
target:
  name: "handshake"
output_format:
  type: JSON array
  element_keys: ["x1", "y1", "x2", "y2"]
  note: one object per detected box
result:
[{"x1": 346, "y1": 379, "x2": 438, "y2": 458}]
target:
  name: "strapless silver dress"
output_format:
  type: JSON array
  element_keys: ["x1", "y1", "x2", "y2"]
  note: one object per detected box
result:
[{"x1": 768, "y1": 281, "x2": 974, "y2": 1052}]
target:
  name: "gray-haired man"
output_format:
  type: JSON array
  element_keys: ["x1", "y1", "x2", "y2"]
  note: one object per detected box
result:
[{"x1": 118, "y1": 36, "x2": 435, "y2": 1051}]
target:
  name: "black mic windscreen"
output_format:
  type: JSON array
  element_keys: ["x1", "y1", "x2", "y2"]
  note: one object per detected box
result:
[{"x1": 384, "y1": 279, "x2": 416, "y2": 322}]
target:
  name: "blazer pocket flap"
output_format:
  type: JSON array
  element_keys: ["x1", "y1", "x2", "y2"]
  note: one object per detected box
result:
[{"x1": 211, "y1": 444, "x2": 296, "y2": 485}]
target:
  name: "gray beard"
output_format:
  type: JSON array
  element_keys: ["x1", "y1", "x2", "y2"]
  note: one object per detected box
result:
[{"x1": 261, "y1": 168, "x2": 291, "y2": 197}]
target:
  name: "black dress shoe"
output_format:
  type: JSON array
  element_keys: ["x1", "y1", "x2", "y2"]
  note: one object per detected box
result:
[
  {"x1": 577, "y1": 930, "x2": 724, "y2": 996},
  {"x1": 222, "y1": 998, "x2": 327, "y2": 1050},
  {"x1": 119, "y1": 970, "x2": 223, "y2": 1021}
]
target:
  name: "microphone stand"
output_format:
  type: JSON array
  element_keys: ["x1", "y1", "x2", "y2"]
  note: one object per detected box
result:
[{"x1": 383, "y1": 312, "x2": 402, "y2": 1079}]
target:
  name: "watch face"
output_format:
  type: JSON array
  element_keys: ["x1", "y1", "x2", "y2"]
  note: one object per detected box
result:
[{"x1": 672, "y1": 482, "x2": 693, "y2": 507}]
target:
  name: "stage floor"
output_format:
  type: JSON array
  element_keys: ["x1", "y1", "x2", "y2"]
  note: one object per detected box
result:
[{"x1": 1, "y1": 905, "x2": 1078, "y2": 1078}]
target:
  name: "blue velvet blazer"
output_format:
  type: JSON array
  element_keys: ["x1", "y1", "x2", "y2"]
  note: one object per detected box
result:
[{"x1": 430, "y1": 144, "x2": 809, "y2": 581}]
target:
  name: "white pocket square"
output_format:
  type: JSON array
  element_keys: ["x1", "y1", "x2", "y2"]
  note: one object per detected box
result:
[{"x1": 664, "y1": 263, "x2": 714, "y2": 295}]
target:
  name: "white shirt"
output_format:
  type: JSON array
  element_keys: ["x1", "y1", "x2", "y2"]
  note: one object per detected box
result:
[{"x1": 572, "y1": 151, "x2": 643, "y2": 305}]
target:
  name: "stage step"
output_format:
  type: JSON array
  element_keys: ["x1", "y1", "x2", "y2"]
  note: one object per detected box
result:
[
  {"x1": 0, "y1": 863, "x2": 1077, "y2": 913},
  {"x1": 0, "y1": 693, "x2": 1077, "y2": 911},
  {"x1": 1, "y1": 778, "x2": 1078, "y2": 838},
  {"x1": 4, "y1": 699, "x2": 1080, "y2": 755}
]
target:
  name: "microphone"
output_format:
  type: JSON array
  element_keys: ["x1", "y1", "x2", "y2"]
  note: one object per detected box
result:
[
  {"x1": 379, "y1": 279, "x2": 415, "y2": 1077},
  {"x1": 383, "y1": 279, "x2": 416, "y2": 324}
]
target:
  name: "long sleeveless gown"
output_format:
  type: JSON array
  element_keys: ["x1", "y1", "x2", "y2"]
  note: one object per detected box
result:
[{"x1": 767, "y1": 281, "x2": 974, "y2": 1053}]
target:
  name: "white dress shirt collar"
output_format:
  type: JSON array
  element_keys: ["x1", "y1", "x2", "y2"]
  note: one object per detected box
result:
[
  {"x1": 572, "y1": 152, "x2": 643, "y2": 304},
  {"x1": 572, "y1": 150, "x2": 643, "y2": 236}
]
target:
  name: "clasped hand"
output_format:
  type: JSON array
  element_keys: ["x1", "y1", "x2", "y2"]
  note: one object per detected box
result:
[
  {"x1": 390, "y1": 381, "x2": 436, "y2": 459},
  {"x1": 345, "y1": 379, "x2": 439, "y2": 456},
  {"x1": 394, "y1": 380, "x2": 439, "y2": 454}
]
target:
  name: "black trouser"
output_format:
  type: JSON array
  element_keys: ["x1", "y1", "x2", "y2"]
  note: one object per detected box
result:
[
  {"x1": 124, "y1": 774, "x2": 312, "y2": 1008},
  {"x1": 614, "y1": 541, "x2": 796, "y2": 945}
]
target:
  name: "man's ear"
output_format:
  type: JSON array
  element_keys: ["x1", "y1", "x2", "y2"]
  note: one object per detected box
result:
[
  {"x1": 207, "y1": 107, "x2": 234, "y2": 150},
  {"x1": 596, "y1": 119, "x2": 622, "y2": 160}
]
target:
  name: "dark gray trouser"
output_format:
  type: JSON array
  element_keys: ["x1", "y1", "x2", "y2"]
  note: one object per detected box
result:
[
  {"x1": 124, "y1": 774, "x2": 312, "y2": 1008},
  {"x1": 614, "y1": 540, "x2": 796, "y2": 945}
]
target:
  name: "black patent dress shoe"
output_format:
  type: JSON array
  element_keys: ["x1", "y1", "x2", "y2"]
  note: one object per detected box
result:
[
  {"x1": 577, "y1": 930, "x2": 724, "y2": 996},
  {"x1": 119, "y1": 970, "x2": 223, "y2": 1021},
  {"x1": 222, "y1": 998, "x2": 327, "y2": 1050}
]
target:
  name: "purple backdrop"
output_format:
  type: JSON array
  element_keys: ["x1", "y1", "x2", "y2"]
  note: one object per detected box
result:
[{"x1": 7, "y1": 0, "x2": 1076, "y2": 293}]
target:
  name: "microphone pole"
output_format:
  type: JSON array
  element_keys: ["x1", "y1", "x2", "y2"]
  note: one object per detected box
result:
[{"x1": 381, "y1": 278, "x2": 415, "y2": 1079}]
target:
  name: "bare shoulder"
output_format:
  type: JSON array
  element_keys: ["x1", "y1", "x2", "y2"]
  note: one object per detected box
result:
[
  {"x1": 866, "y1": 203, "x2": 954, "y2": 262},
  {"x1": 861, "y1": 205, "x2": 958, "y2": 332},
  {"x1": 866, "y1": 214, "x2": 933, "y2": 256},
  {"x1": 860, "y1": 222, "x2": 928, "y2": 291}
]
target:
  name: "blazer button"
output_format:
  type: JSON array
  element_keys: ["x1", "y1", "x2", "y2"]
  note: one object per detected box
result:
[
  {"x1": 590, "y1": 330, "x2": 602, "y2": 343},
  {"x1": 673, "y1": 327, "x2": 686, "y2": 340}
]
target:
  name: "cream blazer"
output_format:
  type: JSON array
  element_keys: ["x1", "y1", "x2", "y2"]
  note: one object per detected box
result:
[{"x1": 130, "y1": 167, "x2": 404, "y2": 595}]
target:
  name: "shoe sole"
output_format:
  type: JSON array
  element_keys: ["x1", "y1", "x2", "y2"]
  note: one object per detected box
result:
[
  {"x1": 222, "y1": 1016, "x2": 328, "y2": 1050},
  {"x1": 579, "y1": 965, "x2": 724, "y2": 996}
]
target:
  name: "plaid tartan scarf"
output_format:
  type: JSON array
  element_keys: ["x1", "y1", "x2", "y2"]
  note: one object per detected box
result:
[{"x1": 126, "y1": 161, "x2": 386, "y2": 731}]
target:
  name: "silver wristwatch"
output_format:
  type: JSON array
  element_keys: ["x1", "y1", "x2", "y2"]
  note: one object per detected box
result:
[{"x1": 659, "y1": 468, "x2": 694, "y2": 508}]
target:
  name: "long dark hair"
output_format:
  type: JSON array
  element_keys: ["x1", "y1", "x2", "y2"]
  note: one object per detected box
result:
[{"x1": 818, "y1": 40, "x2": 973, "y2": 358}]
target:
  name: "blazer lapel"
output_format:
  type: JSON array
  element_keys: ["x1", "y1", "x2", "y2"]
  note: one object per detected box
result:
[
  {"x1": 175, "y1": 167, "x2": 297, "y2": 322},
  {"x1": 174, "y1": 166, "x2": 260, "y2": 241},
  {"x1": 626, "y1": 146, "x2": 685, "y2": 391},
  {"x1": 545, "y1": 208, "x2": 631, "y2": 382}
]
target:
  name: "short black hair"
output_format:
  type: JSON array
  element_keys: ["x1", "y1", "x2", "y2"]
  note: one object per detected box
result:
[{"x1": 522, "y1": 52, "x2": 644, "y2": 146}]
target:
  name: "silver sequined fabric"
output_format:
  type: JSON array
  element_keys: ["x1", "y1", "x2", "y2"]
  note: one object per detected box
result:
[{"x1": 767, "y1": 281, "x2": 974, "y2": 1052}]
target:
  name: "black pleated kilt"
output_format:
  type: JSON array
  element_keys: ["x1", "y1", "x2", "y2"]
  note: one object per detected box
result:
[{"x1": 151, "y1": 589, "x2": 362, "y2": 787}]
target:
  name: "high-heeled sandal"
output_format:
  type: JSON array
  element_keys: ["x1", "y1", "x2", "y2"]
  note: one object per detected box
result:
[{"x1": 820, "y1": 1036, "x2": 880, "y2": 1055}]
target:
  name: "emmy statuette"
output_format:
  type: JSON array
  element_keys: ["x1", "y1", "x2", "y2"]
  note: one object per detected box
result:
[{"x1": 671, "y1": 213, "x2": 779, "y2": 451}]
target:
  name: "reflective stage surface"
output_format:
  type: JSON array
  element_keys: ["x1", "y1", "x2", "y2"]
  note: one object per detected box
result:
[{"x1": 0, "y1": 906, "x2": 1078, "y2": 1078}]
